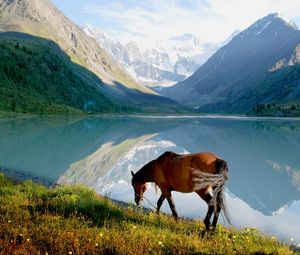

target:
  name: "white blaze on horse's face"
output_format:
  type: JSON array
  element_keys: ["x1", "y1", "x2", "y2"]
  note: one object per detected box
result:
[
  {"x1": 132, "y1": 182, "x2": 146, "y2": 205},
  {"x1": 131, "y1": 171, "x2": 146, "y2": 205}
]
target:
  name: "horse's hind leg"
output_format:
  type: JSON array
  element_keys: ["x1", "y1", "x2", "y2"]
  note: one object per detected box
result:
[
  {"x1": 196, "y1": 190, "x2": 214, "y2": 230},
  {"x1": 156, "y1": 194, "x2": 165, "y2": 215},
  {"x1": 211, "y1": 205, "x2": 221, "y2": 230},
  {"x1": 204, "y1": 204, "x2": 214, "y2": 230},
  {"x1": 211, "y1": 193, "x2": 222, "y2": 230}
]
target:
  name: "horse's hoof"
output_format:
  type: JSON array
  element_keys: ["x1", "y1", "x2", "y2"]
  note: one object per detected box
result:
[
  {"x1": 200, "y1": 229, "x2": 213, "y2": 239},
  {"x1": 199, "y1": 229, "x2": 207, "y2": 238},
  {"x1": 204, "y1": 224, "x2": 211, "y2": 231}
]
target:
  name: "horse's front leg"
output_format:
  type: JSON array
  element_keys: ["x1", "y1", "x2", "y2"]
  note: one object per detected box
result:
[
  {"x1": 166, "y1": 193, "x2": 178, "y2": 220},
  {"x1": 156, "y1": 194, "x2": 165, "y2": 215}
]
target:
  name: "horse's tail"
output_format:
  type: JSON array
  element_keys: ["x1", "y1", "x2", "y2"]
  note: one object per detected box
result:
[
  {"x1": 191, "y1": 158, "x2": 230, "y2": 224},
  {"x1": 214, "y1": 159, "x2": 230, "y2": 224}
]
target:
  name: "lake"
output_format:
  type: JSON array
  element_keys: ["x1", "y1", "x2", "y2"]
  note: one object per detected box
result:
[{"x1": 0, "y1": 116, "x2": 300, "y2": 243}]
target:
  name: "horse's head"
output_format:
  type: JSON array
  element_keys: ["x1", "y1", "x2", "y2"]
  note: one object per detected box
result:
[{"x1": 131, "y1": 171, "x2": 146, "y2": 205}]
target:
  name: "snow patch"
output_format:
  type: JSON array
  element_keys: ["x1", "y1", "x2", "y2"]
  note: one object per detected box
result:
[
  {"x1": 83, "y1": 24, "x2": 222, "y2": 87},
  {"x1": 254, "y1": 21, "x2": 271, "y2": 35}
]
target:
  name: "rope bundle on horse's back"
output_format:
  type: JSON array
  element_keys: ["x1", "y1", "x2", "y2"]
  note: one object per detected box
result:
[
  {"x1": 190, "y1": 159, "x2": 230, "y2": 224},
  {"x1": 191, "y1": 170, "x2": 226, "y2": 190}
]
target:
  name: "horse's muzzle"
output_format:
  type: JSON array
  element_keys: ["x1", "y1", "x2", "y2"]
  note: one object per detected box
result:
[{"x1": 135, "y1": 197, "x2": 142, "y2": 205}]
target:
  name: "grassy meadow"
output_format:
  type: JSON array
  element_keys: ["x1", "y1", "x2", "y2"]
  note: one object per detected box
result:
[{"x1": 0, "y1": 173, "x2": 298, "y2": 255}]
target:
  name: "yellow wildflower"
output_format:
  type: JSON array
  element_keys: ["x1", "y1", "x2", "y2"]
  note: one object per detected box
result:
[
  {"x1": 290, "y1": 238, "x2": 294, "y2": 242},
  {"x1": 158, "y1": 241, "x2": 163, "y2": 245},
  {"x1": 297, "y1": 244, "x2": 300, "y2": 248},
  {"x1": 96, "y1": 243, "x2": 99, "y2": 247},
  {"x1": 26, "y1": 239, "x2": 30, "y2": 242},
  {"x1": 271, "y1": 236, "x2": 275, "y2": 240},
  {"x1": 68, "y1": 252, "x2": 72, "y2": 255},
  {"x1": 100, "y1": 233, "x2": 103, "y2": 237},
  {"x1": 133, "y1": 225, "x2": 137, "y2": 229},
  {"x1": 8, "y1": 220, "x2": 11, "y2": 223}
]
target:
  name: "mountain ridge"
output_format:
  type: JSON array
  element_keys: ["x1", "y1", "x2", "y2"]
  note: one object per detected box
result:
[
  {"x1": 0, "y1": 0, "x2": 186, "y2": 113},
  {"x1": 83, "y1": 24, "x2": 225, "y2": 88},
  {"x1": 161, "y1": 13, "x2": 300, "y2": 113},
  {"x1": 0, "y1": 0, "x2": 156, "y2": 96}
]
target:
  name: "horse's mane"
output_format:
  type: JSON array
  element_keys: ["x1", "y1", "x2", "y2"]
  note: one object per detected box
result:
[{"x1": 133, "y1": 160, "x2": 154, "y2": 183}]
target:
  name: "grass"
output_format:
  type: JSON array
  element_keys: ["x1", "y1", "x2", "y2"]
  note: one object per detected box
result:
[{"x1": 0, "y1": 173, "x2": 297, "y2": 255}]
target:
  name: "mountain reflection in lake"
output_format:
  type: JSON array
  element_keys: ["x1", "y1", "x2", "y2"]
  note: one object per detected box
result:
[{"x1": 0, "y1": 116, "x2": 300, "y2": 242}]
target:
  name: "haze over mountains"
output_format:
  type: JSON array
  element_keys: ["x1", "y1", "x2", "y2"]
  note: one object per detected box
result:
[
  {"x1": 162, "y1": 13, "x2": 300, "y2": 114},
  {"x1": 84, "y1": 24, "x2": 223, "y2": 88}
]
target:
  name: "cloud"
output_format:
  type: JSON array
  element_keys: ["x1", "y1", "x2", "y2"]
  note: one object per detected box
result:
[{"x1": 82, "y1": 0, "x2": 300, "y2": 43}]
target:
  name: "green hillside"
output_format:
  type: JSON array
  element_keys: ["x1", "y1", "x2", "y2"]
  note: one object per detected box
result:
[
  {"x1": 0, "y1": 32, "x2": 186, "y2": 115},
  {"x1": 0, "y1": 0, "x2": 163, "y2": 105},
  {"x1": 243, "y1": 64, "x2": 300, "y2": 117},
  {"x1": 0, "y1": 33, "x2": 134, "y2": 114},
  {"x1": 0, "y1": 173, "x2": 295, "y2": 255}
]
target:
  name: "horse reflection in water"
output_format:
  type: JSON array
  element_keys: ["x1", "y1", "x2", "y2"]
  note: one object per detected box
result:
[{"x1": 131, "y1": 151, "x2": 230, "y2": 230}]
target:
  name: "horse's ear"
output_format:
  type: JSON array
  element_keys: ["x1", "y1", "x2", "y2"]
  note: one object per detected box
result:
[{"x1": 131, "y1": 171, "x2": 135, "y2": 177}]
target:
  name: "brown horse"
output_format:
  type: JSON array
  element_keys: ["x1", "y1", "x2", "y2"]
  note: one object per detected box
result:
[{"x1": 131, "y1": 151, "x2": 230, "y2": 230}]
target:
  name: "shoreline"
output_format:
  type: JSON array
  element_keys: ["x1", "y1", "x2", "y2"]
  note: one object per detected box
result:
[
  {"x1": 1, "y1": 113, "x2": 300, "y2": 121},
  {"x1": 0, "y1": 167, "x2": 55, "y2": 187}
]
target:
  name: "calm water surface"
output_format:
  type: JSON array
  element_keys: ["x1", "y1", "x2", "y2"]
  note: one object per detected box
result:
[{"x1": 0, "y1": 116, "x2": 300, "y2": 242}]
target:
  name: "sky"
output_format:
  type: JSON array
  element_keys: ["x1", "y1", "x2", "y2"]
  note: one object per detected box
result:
[{"x1": 51, "y1": 0, "x2": 300, "y2": 44}]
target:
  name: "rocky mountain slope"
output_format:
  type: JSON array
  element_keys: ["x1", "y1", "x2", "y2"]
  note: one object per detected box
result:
[
  {"x1": 84, "y1": 25, "x2": 223, "y2": 88},
  {"x1": 0, "y1": 0, "x2": 184, "y2": 112},
  {"x1": 162, "y1": 13, "x2": 300, "y2": 113},
  {"x1": 0, "y1": 0, "x2": 150, "y2": 92}
]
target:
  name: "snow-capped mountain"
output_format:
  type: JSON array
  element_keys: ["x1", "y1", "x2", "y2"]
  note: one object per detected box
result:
[
  {"x1": 0, "y1": 0, "x2": 167, "y2": 111},
  {"x1": 162, "y1": 13, "x2": 300, "y2": 112},
  {"x1": 83, "y1": 24, "x2": 223, "y2": 87}
]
